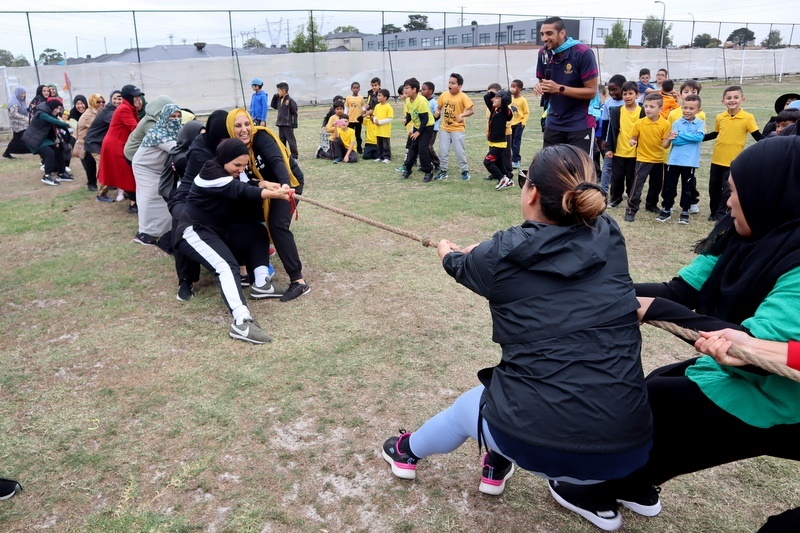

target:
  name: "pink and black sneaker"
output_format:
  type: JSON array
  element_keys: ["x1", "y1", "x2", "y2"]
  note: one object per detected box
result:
[
  {"x1": 479, "y1": 451, "x2": 514, "y2": 495},
  {"x1": 382, "y1": 430, "x2": 417, "y2": 480}
]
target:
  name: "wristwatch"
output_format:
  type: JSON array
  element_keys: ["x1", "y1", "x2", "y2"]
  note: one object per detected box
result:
[{"x1": 559, "y1": 85, "x2": 565, "y2": 94}]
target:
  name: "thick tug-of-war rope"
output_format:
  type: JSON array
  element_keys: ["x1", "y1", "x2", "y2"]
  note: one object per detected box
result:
[
  {"x1": 296, "y1": 195, "x2": 437, "y2": 248},
  {"x1": 648, "y1": 320, "x2": 800, "y2": 382}
]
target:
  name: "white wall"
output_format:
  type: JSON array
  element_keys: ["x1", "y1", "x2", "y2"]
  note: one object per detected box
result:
[{"x1": 3, "y1": 48, "x2": 800, "y2": 117}]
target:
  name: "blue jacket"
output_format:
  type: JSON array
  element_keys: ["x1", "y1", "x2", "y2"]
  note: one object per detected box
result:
[
  {"x1": 250, "y1": 90, "x2": 268, "y2": 123},
  {"x1": 668, "y1": 117, "x2": 705, "y2": 167}
]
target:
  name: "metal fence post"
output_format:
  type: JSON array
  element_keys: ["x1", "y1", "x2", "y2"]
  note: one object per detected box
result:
[
  {"x1": 229, "y1": 11, "x2": 235, "y2": 56},
  {"x1": 25, "y1": 12, "x2": 40, "y2": 85},
  {"x1": 132, "y1": 11, "x2": 141, "y2": 63}
]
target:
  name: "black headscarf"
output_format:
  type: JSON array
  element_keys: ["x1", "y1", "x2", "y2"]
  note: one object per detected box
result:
[
  {"x1": 198, "y1": 138, "x2": 248, "y2": 180},
  {"x1": 695, "y1": 136, "x2": 800, "y2": 324},
  {"x1": 69, "y1": 94, "x2": 88, "y2": 122},
  {"x1": 29, "y1": 85, "x2": 47, "y2": 116},
  {"x1": 205, "y1": 110, "x2": 230, "y2": 152},
  {"x1": 108, "y1": 90, "x2": 121, "y2": 108},
  {"x1": 176, "y1": 120, "x2": 204, "y2": 152}
]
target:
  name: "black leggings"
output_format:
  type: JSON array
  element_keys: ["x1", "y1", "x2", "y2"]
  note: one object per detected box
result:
[
  {"x1": 80, "y1": 153, "x2": 97, "y2": 187},
  {"x1": 37, "y1": 144, "x2": 66, "y2": 175}
]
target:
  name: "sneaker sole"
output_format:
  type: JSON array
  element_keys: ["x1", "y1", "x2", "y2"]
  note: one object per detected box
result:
[
  {"x1": 381, "y1": 449, "x2": 416, "y2": 480},
  {"x1": 133, "y1": 238, "x2": 155, "y2": 246},
  {"x1": 479, "y1": 464, "x2": 515, "y2": 495},
  {"x1": 548, "y1": 483, "x2": 622, "y2": 531},
  {"x1": 250, "y1": 290, "x2": 284, "y2": 299},
  {"x1": 280, "y1": 286, "x2": 311, "y2": 302},
  {"x1": 41, "y1": 179, "x2": 59, "y2": 186},
  {"x1": 617, "y1": 498, "x2": 662, "y2": 517},
  {"x1": 228, "y1": 331, "x2": 271, "y2": 344},
  {"x1": 176, "y1": 293, "x2": 193, "y2": 302}
]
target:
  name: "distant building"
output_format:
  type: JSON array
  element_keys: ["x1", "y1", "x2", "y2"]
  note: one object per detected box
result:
[
  {"x1": 361, "y1": 18, "x2": 643, "y2": 51},
  {"x1": 324, "y1": 32, "x2": 368, "y2": 51}
]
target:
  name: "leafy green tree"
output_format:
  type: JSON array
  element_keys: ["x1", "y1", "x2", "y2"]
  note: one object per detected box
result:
[
  {"x1": 0, "y1": 49, "x2": 30, "y2": 67},
  {"x1": 693, "y1": 33, "x2": 719, "y2": 48},
  {"x1": 404, "y1": 14, "x2": 432, "y2": 32},
  {"x1": 604, "y1": 21, "x2": 629, "y2": 48},
  {"x1": 243, "y1": 37, "x2": 266, "y2": 49},
  {"x1": 641, "y1": 15, "x2": 673, "y2": 48},
  {"x1": 761, "y1": 29, "x2": 784, "y2": 49},
  {"x1": 727, "y1": 27, "x2": 755, "y2": 48},
  {"x1": 381, "y1": 24, "x2": 403, "y2": 34},
  {"x1": 332, "y1": 25, "x2": 360, "y2": 34},
  {"x1": 290, "y1": 16, "x2": 328, "y2": 53},
  {"x1": 38, "y1": 48, "x2": 63, "y2": 65}
]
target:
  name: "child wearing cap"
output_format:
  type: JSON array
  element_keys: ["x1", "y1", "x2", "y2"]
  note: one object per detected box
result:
[{"x1": 249, "y1": 78, "x2": 267, "y2": 126}]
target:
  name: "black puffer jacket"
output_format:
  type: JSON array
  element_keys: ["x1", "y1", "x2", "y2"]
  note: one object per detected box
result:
[
  {"x1": 83, "y1": 103, "x2": 117, "y2": 154},
  {"x1": 443, "y1": 214, "x2": 652, "y2": 454}
]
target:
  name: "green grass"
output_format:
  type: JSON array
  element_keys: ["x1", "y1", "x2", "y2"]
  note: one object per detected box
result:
[{"x1": 0, "y1": 76, "x2": 798, "y2": 532}]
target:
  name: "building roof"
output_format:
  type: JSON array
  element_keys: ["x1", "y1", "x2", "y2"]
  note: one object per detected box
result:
[
  {"x1": 324, "y1": 32, "x2": 368, "y2": 39},
  {"x1": 65, "y1": 43, "x2": 287, "y2": 64}
]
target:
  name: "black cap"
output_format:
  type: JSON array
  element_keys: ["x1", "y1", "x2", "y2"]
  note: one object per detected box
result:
[
  {"x1": 774, "y1": 93, "x2": 800, "y2": 114},
  {"x1": 121, "y1": 84, "x2": 144, "y2": 98}
]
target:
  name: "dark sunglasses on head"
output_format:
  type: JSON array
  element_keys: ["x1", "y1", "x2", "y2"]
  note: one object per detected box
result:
[
  {"x1": 518, "y1": 169, "x2": 529, "y2": 189},
  {"x1": 97, "y1": 100, "x2": 105, "y2": 104}
]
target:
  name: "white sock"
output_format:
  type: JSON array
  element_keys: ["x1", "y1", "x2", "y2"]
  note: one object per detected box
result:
[
  {"x1": 232, "y1": 306, "x2": 251, "y2": 325},
  {"x1": 253, "y1": 265, "x2": 270, "y2": 286}
]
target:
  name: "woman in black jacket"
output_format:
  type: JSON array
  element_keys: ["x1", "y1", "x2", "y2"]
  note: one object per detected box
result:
[{"x1": 381, "y1": 145, "x2": 652, "y2": 532}]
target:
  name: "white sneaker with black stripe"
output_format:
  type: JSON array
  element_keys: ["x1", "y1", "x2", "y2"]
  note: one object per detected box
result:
[{"x1": 548, "y1": 480, "x2": 622, "y2": 531}]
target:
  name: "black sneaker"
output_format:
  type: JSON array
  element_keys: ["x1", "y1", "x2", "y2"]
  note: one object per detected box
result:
[
  {"x1": 422, "y1": 173, "x2": 433, "y2": 182},
  {"x1": 56, "y1": 173, "x2": 74, "y2": 182},
  {"x1": 479, "y1": 452, "x2": 514, "y2": 495},
  {"x1": 382, "y1": 431, "x2": 417, "y2": 480},
  {"x1": 127, "y1": 204, "x2": 138, "y2": 214},
  {"x1": 41, "y1": 174, "x2": 59, "y2": 186},
  {"x1": 240, "y1": 274, "x2": 251, "y2": 287},
  {"x1": 645, "y1": 206, "x2": 660, "y2": 214},
  {"x1": 617, "y1": 484, "x2": 662, "y2": 517},
  {"x1": 401, "y1": 171, "x2": 410, "y2": 179},
  {"x1": 280, "y1": 281, "x2": 310, "y2": 302},
  {"x1": 176, "y1": 281, "x2": 193, "y2": 301},
  {"x1": 608, "y1": 199, "x2": 622, "y2": 208},
  {"x1": 0, "y1": 478, "x2": 22, "y2": 500},
  {"x1": 624, "y1": 209, "x2": 635, "y2": 222},
  {"x1": 548, "y1": 480, "x2": 622, "y2": 531},
  {"x1": 708, "y1": 214, "x2": 718, "y2": 222},
  {"x1": 133, "y1": 232, "x2": 158, "y2": 246},
  {"x1": 655, "y1": 209, "x2": 671, "y2": 222},
  {"x1": 87, "y1": 184, "x2": 98, "y2": 191},
  {"x1": 229, "y1": 318, "x2": 272, "y2": 344},
  {"x1": 678, "y1": 211, "x2": 690, "y2": 225}
]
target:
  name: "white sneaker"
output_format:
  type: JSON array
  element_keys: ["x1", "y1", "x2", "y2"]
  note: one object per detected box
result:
[
  {"x1": 115, "y1": 191, "x2": 125, "y2": 202},
  {"x1": 495, "y1": 176, "x2": 514, "y2": 190},
  {"x1": 688, "y1": 204, "x2": 700, "y2": 214}
]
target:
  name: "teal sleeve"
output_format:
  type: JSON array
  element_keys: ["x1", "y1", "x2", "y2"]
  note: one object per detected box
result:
[
  {"x1": 742, "y1": 266, "x2": 800, "y2": 341},
  {"x1": 677, "y1": 254, "x2": 719, "y2": 290},
  {"x1": 40, "y1": 113, "x2": 70, "y2": 129}
]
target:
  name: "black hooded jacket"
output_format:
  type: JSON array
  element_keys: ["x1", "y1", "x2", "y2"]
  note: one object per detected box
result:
[{"x1": 443, "y1": 215, "x2": 652, "y2": 454}]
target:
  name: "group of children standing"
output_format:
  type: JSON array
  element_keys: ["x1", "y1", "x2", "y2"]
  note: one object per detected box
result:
[{"x1": 601, "y1": 68, "x2": 762, "y2": 224}]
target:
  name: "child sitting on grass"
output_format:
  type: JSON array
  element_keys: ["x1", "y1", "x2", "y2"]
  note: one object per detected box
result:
[{"x1": 331, "y1": 116, "x2": 357, "y2": 163}]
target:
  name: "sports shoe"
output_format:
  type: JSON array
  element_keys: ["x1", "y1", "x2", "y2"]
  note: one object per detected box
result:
[
  {"x1": 434, "y1": 170, "x2": 448, "y2": 180},
  {"x1": 280, "y1": 281, "x2": 311, "y2": 302},
  {"x1": 374, "y1": 158, "x2": 383, "y2": 162},
  {"x1": 645, "y1": 206, "x2": 660, "y2": 214},
  {"x1": 0, "y1": 478, "x2": 22, "y2": 500},
  {"x1": 269, "y1": 246, "x2": 276, "y2": 258},
  {"x1": 617, "y1": 484, "x2": 662, "y2": 517},
  {"x1": 250, "y1": 280, "x2": 284, "y2": 299},
  {"x1": 383, "y1": 159, "x2": 392, "y2": 164},
  {"x1": 422, "y1": 173, "x2": 433, "y2": 183},
  {"x1": 707, "y1": 215, "x2": 718, "y2": 222},
  {"x1": 127, "y1": 204, "x2": 138, "y2": 214},
  {"x1": 240, "y1": 274, "x2": 251, "y2": 287},
  {"x1": 382, "y1": 431, "x2": 417, "y2": 480},
  {"x1": 495, "y1": 176, "x2": 514, "y2": 190},
  {"x1": 655, "y1": 209, "x2": 671, "y2": 222},
  {"x1": 56, "y1": 173, "x2": 74, "y2": 182},
  {"x1": 512, "y1": 161, "x2": 521, "y2": 169},
  {"x1": 678, "y1": 211, "x2": 690, "y2": 224},
  {"x1": 478, "y1": 452, "x2": 514, "y2": 495},
  {"x1": 133, "y1": 232, "x2": 158, "y2": 246},
  {"x1": 461, "y1": 171, "x2": 471, "y2": 181},
  {"x1": 41, "y1": 174, "x2": 59, "y2": 186},
  {"x1": 2, "y1": 152, "x2": 15, "y2": 159},
  {"x1": 96, "y1": 194, "x2": 113, "y2": 203},
  {"x1": 267, "y1": 263, "x2": 275, "y2": 279},
  {"x1": 395, "y1": 165, "x2": 406, "y2": 173},
  {"x1": 87, "y1": 184, "x2": 98, "y2": 191},
  {"x1": 176, "y1": 281, "x2": 193, "y2": 301},
  {"x1": 548, "y1": 480, "x2": 622, "y2": 531},
  {"x1": 115, "y1": 190, "x2": 125, "y2": 202},
  {"x1": 332, "y1": 158, "x2": 342, "y2": 164},
  {"x1": 624, "y1": 209, "x2": 635, "y2": 222},
  {"x1": 608, "y1": 199, "x2": 622, "y2": 208},
  {"x1": 401, "y1": 171, "x2": 410, "y2": 180},
  {"x1": 688, "y1": 203, "x2": 700, "y2": 214},
  {"x1": 229, "y1": 318, "x2": 272, "y2": 344},
  {"x1": 484, "y1": 175, "x2": 495, "y2": 181}
]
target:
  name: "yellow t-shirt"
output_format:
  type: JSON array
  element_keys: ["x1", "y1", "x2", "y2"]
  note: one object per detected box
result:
[
  {"x1": 615, "y1": 106, "x2": 641, "y2": 158},
  {"x1": 437, "y1": 91, "x2": 473, "y2": 132},
  {"x1": 373, "y1": 102, "x2": 393, "y2": 138},
  {"x1": 406, "y1": 95, "x2": 429, "y2": 130},
  {"x1": 509, "y1": 95, "x2": 530, "y2": 127},
  {"x1": 337, "y1": 127, "x2": 355, "y2": 151},
  {"x1": 711, "y1": 109, "x2": 759, "y2": 167},
  {"x1": 345, "y1": 95, "x2": 365, "y2": 122},
  {"x1": 364, "y1": 116, "x2": 377, "y2": 145},
  {"x1": 630, "y1": 116, "x2": 670, "y2": 163},
  {"x1": 325, "y1": 115, "x2": 341, "y2": 133}
]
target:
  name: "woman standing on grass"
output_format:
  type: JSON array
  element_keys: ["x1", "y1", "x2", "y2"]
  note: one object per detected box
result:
[
  {"x1": 381, "y1": 145, "x2": 653, "y2": 532},
  {"x1": 98, "y1": 85, "x2": 141, "y2": 213},
  {"x1": 74, "y1": 94, "x2": 104, "y2": 191},
  {"x1": 226, "y1": 108, "x2": 309, "y2": 301},
  {"x1": 551, "y1": 135, "x2": 800, "y2": 530},
  {"x1": 175, "y1": 139, "x2": 294, "y2": 344},
  {"x1": 85, "y1": 90, "x2": 122, "y2": 202},
  {"x1": 3, "y1": 87, "x2": 30, "y2": 159}
]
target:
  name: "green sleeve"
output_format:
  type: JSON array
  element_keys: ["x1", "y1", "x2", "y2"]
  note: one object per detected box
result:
[
  {"x1": 39, "y1": 113, "x2": 70, "y2": 129},
  {"x1": 677, "y1": 254, "x2": 719, "y2": 290},
  {"x1": 742, "y1": 266, "x2": 800, "y2": 341}
]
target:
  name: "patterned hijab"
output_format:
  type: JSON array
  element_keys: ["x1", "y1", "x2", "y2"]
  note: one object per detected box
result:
[{"x1": 141, "y1": 104, "x2": 182, "y2": 148}]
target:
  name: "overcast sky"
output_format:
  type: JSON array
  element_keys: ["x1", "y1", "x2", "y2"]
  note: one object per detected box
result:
[{"x1": 2, "y1": 2, "x2": 798, "y2": 61}]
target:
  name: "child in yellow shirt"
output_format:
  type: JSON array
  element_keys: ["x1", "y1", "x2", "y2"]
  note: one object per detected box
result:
[{"x1": 625, "y1": 93, "x2": 670, "y2": 222}]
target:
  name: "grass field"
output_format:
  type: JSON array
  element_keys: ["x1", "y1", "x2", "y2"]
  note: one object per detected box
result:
[{"x1": 1, "y1": 77, "x2": 799, "y2": 532}]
